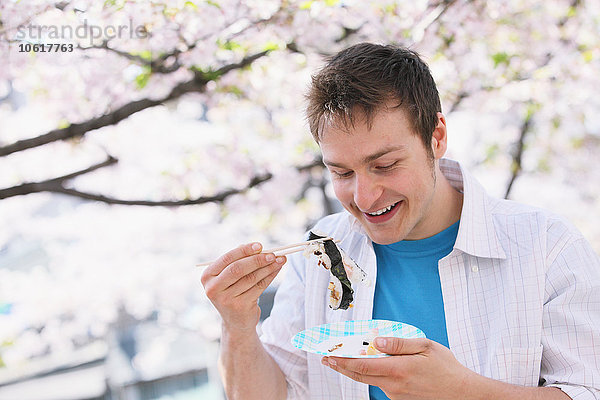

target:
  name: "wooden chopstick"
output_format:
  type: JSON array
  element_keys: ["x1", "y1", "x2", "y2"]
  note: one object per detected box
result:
[
  {"x1": 196, "y1": 237, "x2": 338, "y2": 267},
  {"x1": 270, "y1": 238, "x2": 340, "y2": 257},
  {"x1": 264, "y1": 237, "x2": 334, "y2": 254}
]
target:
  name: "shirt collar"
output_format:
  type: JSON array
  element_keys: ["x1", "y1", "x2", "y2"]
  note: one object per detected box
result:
[
  {"x1": 440, "y1": 159, "x2": 507, "y2": 259},
  {"x1": 345, "y1": 159, "x2": 506, "y2": 259}
]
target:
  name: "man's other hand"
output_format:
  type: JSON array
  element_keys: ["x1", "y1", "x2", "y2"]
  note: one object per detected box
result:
[
  {"x1": 201, "y1": 243, "x2": 286, "y2": 332},
  {"x1": 322, "y1": 337, "x2": 472, "y2": 400}
]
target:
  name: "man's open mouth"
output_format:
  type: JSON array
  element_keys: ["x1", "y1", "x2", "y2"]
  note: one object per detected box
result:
[{"x1": 366, "y1": 201, "x2": 400, "y2": 216}]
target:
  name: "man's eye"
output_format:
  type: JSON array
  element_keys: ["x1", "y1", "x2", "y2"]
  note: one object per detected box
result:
[
  {"x1": 333, "y1": 170, "x2": 353, "y2": 178},
  {"x1": 376, "y1": 161, "x2": 398, "y2": 170}
]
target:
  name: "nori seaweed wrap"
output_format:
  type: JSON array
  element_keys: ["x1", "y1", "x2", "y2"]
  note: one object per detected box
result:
[{"x1": 308, "y1": 231, "x2": 354, "y2": 310}]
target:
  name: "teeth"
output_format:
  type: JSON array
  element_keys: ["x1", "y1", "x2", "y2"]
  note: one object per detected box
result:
[{"x1": 368, "y1": 203, "x2": 396, "y2": 216}]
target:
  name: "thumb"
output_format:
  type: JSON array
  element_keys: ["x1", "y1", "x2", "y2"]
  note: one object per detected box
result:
[{"x1": 374, "y1": 337, "x2": 431, "y2": 355}]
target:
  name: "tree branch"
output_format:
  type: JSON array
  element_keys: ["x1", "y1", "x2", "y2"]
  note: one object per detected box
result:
[
  {"x1": 49, "y1": 173, "x2": 273, "y2": 206},
  {"x1": 504, "y1": 108, "x2": 534, "y2": 199},
  {"x1": 0, "y1": 155, "x2": 117, "y2": 199},
  {"x1": 0, "y1": 154, "x2": 273, "y2": 206},
  {"x1": 0, "y1": 153, "x2": 324, "y2": 206},
  {"x1": 446, "y1": 90, "x2": 469, "y2": 114},
  {"x1": 211, "y1": 49, "x2": 269, "y2": 76},
  {"x1": 294, "y1": 156, "x2": 339, "y2": 216},
  {"x1": 295, "y1": 157, "x2": 325, "y2": 174},
  {"x1": 0, "y1": 97, "x2": 163, "y2": 156},
  {"x1": 0, "y1": 50, "x2": 271, "y2": 157},
  {"x1": 501, "y1": 0, "x2": 581, "y2": 198},
  {"x1": 76, "y1": 5, "x2": 283, "y2": 76},
  {"x1": 77, "y1": 40, "x2": 188, "y2": 74}
]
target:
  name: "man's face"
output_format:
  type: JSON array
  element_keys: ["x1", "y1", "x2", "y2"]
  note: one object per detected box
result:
[{"x1": 320, "y1": 107, "x2": 444, "y2": 244}]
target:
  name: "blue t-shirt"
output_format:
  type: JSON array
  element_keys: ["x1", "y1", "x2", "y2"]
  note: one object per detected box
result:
[{"x1": 369, "y1": 220, "x2": 459, "y2": 400}]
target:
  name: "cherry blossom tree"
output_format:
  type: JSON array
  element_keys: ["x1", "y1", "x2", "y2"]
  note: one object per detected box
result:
[{"x1": 0, "y1": 0, "x2": 598, "y2": 372}]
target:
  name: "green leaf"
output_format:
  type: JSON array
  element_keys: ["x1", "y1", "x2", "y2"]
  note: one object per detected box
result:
[
  {"x1": 484, "y1": 143, "x2": 500, "y2": 162},
  {"x1": 57, "y1": 119, "x2": 71, "y2": 129},
  {"x1": 103, "y1": 0, "x2": 124, "y2": 8},
  {"x1": 384, "y1": 4, "x2": 396, "y2": 14},
  {"x1": 184, "y1": 1, "x2": 198, "y2": 10},
  {"x1": 551, "y1": 116, "x2": 561, "y2": 129},
  {"x1": 217, "y1": 39, "x2": 242, "y2": 51},
  {"x1": 300, "y1": 1, "x2": 313, "y2": 10},
  {"x1": 571, "y1": 137, "x2": 584, "y2": 149},
  {"x1": 324, "y1": 0, "x2": 340, "y2": 6},
  {"x1": 219, "y1": 85, "x2": 243, "y2": 97},
  {"x1": 262, "y1": 41, "x2": 280, "y2": 52},
  {"x1": 525, "y1": 102, "x2": 540, "y2": 121},
  {"x1": 133, "y1": 50, "x2": 152, "y2": 61},
  {"x1": 443, "y1": 34, "x2": 455, "y2": 47},
  {"x1": 537, "y1": 157, "x2": 551, "y2": 173},
  {"x1": 193, "y1": 66, "x2": 221, "y2": 81},
  {"x1": 163, "y1": 6, "x2": 178, "y2": 17},
  {"x1": 492, "y1": 52, "x2": 510, "y2": 68},
  {"x1": 205, "y1": 0, "x2": 221, "y2": 9},
  {"x1": 135, "y1": 66, "x2": 152, "y2": 89}
]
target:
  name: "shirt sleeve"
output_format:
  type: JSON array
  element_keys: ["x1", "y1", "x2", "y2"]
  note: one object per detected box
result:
[
  {"x1": 541, "y1": 223, "x2": 600, "y2": 399},
  {"x1": 259, "y1": 252, "x2": 309, "y2": 399}
]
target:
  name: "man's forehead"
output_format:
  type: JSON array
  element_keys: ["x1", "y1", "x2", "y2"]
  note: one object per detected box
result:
[{"x1": 317, "y1": 101, "x2": 408, "y2": 141}]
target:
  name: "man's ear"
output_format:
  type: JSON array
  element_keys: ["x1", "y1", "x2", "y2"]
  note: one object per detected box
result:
[{"x1": 431, "y1": 112, "x2": 447, "y2": 159}]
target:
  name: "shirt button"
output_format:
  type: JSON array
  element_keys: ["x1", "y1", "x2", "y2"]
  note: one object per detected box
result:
[{"x1": 471, "y1": 265, "x2": 479, "y2": 272}]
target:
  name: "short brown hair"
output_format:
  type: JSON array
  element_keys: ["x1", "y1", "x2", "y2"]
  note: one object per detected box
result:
[{"x1": 306, "y1": 43, "x2": 441, "y2": 154}]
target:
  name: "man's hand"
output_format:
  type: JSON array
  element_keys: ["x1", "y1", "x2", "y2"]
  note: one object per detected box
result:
[
  {"x1": 200, "y1": 243, "x2": 286, "y2": 332},
  {"x1": 322, "y1": 337, "x2": 473, "y2": 400},
  {"x1": 202, "y1": 243, "x2": 289, "y2": 400},
  {"x1": 322, "y1": 337, "x2": 572, "y2": 400}
]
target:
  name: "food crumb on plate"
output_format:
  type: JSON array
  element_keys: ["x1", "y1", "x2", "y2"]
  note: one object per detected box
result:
[{"x1": 328, "y1": 343, "x2": 344, "y2": 352}]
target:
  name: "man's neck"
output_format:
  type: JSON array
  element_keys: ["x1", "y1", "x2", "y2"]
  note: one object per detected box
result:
[
  {"x1": 403, "y1": 167, "x2": 464, "y2": 241},
  {"x1": 438, "y1": 172, "x2": 464, "y2": 229},
  {"x1": 432, "y1": 168, "x2": 464, "y2": 233}
]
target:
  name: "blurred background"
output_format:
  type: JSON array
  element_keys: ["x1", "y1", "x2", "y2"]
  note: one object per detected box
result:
[{"x1": 0, "y1": 0, "x2": 599, "y2": 399}]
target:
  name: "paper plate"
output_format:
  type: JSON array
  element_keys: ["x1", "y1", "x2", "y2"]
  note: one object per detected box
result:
[{"x1": 291, "y1": 319, "x2": 425, "y2": 358}]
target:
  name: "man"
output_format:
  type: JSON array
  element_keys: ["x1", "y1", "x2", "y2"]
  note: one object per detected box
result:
[{"x1": 201, "y1": 43, "x2": 600, "y2": 399}]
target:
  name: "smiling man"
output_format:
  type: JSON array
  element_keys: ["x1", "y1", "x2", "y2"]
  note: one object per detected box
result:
[
  {"x1": 318, "y1": 103, "x2": 463, "y2": 245},
  {"x1": 201, "y1": 43, "x2": 600, "y2": 400}
]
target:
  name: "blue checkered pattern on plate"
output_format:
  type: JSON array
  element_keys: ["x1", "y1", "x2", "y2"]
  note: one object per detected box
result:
[{"x1": 291, "y1": 319, "x2": 425, "y2": 358}]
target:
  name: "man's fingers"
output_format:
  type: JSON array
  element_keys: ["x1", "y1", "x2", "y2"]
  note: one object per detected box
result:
[
  {"x1": 203, "y1": 252, "x2": 275, "y2": 298},
  {"x1": 227, "y1": 256, "x2": 286, "y2": 296},
  {"x1": 203, "y1": 242, "x2": 262, "y2": 278},
  {"x1": 322, "y1": 357, "x2": 388, "y2": 385},
  {"x1": 225, "y1": 252, "x2": 275, "y2": 284},
  {"x1": 323, "y1": 357, "x2": 386, "y2": 377},
  {"x1": 374, "y1": 337, "x2": 432, "y2": 355},
  {"x1": 237, "y1": 258, "x2": 286, "y2": 300}
]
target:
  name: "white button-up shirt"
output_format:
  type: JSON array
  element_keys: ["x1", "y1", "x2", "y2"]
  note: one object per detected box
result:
[{"x1": 260, "y1": 159, "x2": 600, "y2": 399}]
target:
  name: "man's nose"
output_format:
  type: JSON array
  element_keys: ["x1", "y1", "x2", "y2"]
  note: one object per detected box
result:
[{"x1": 353, "y1": 173, "x2": 382, "y2": 212}]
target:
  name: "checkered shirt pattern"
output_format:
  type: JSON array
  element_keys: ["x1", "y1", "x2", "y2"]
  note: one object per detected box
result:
[{"x1": 259, "y1": 159, "x2": 600, "y2": 400}]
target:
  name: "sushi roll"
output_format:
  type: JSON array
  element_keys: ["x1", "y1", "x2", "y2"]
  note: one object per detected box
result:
[{"x1": 305, "y1": 231, "x2": 358, "y2": 310}]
